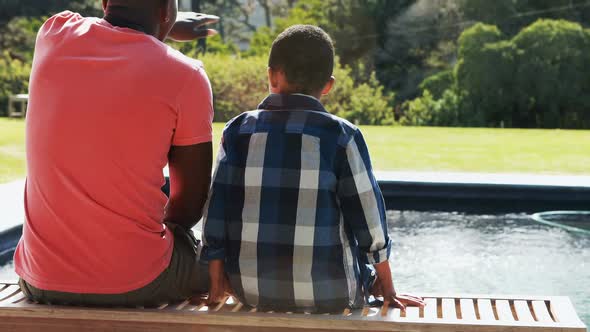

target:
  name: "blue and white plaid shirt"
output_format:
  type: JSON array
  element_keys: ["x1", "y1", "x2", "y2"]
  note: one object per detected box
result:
[{"x1": 202, "y1": 94, "x2": 391, "y2": 312}]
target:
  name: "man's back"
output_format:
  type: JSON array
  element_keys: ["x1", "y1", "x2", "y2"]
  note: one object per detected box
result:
[
  {"x1": 15, "y1": 11, "x2": 213, "y2": 294},
  {"x1": 203, "y1": 94, "x2": 391, "y2": 312}
]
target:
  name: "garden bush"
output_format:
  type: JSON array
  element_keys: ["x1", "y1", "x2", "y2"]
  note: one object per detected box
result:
[
  {"x1": 201, "y1": 54, "x2": 395, "y2": 125},
  {"x1": 0, "y1": 52, "x2": 30, "y2": 116}
]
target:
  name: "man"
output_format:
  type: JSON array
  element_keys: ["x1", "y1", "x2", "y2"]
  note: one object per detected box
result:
[{"x1": 14, "y1": 0, "x2": 218, "y2": 306}]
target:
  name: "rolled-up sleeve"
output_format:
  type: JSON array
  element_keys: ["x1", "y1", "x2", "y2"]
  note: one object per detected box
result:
[
  {"x1": 337, "y1": 130, "x2": 391, "y2": 265},
  {"x1": 201, "y1": 138, "x2": 228, "y2": 261}
]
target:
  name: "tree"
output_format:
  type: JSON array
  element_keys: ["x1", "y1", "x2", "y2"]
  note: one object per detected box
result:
[
  {"x1": 246, "y1": 0, "x2": 404, "y2": 83},
  {"x1": 406, "y1": 18, "x2": 590, "y2": 129},
  {"x1": 512, "y1": 19, "x2": 590, "y2": 128},
  {"x1": 374, "y1": 0, "x2": 460, "y2": 101},
  {"x1": 0, "y1": 0, "x2": 101, "y2": 25},
  {"x1": 0, "y1": 17, "x2": 45, "y2": 62}
]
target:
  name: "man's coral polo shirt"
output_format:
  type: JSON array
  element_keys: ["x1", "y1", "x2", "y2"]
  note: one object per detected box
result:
[{"x1": 14, "y1": 11, "x2": 213, "y2": 294}]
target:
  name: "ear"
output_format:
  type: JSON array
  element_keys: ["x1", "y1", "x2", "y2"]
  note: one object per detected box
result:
[
  {"x1": 156, "y1": 0, "x2": 178, "y2": 41},
  {"x1": 321, "y1": 76, "x2": 335, "y2": 96},
  {"x1": 102, "y1": 0, "x2": 108, "y2": 12},
  {"x1": 159, "y1": 0, "x2": 172, "y2": 25},
  {"x1": 268, "y1": 67, "x2": 280, "y2": 93}
]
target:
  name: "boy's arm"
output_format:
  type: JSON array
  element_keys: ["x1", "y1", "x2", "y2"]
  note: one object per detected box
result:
[
  {"x1": 337, "y1": 129, "x2": 391, "y2": 265},
  {"x1": 337, "y1": 130, "x2": 424, "y2": 309},
  {"x1": 202, "y1": 137, "x2": 233, "y2": 303}
]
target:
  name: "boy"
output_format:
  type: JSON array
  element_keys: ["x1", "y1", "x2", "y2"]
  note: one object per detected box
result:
[{"x1": 202, "y1": 25, "x2": 424, "y2": 312}]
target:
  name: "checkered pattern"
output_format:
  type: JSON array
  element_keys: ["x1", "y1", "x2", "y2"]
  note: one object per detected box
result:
[{"x1": 202, "y1": 94, "x2": 391, "y2": 312}]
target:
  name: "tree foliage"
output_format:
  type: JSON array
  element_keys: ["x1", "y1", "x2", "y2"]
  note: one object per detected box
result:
[
  {"x1": 0, "y1": 52, "x2": 31, "y2": 115},
  {"x1": 202, "y1": 54, "x2": 394, "y2": 125},
  {"x1": 403, "y1": 19, "x2": 590, "y2": 129}
]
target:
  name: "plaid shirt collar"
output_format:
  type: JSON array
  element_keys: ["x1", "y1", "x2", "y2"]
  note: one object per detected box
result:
[{"x1": 258, "y1": 93, "x2": 327, "y2": 113}]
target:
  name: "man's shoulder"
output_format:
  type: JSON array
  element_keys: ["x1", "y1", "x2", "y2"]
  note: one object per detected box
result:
[
  {"x1": 43, "y1": 10, "x2": 84, "y2": 25},
  {"x1": 38, "y1": 11, "x2": 88, "y2": 38},
  {"x1": 164, "y1": 47, "x2": 206, "y2": 75}
]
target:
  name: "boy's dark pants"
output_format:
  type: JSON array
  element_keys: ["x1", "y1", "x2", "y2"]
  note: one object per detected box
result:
[{"x1": 19, "y1": 224, "x2": 209, "y2": 307}]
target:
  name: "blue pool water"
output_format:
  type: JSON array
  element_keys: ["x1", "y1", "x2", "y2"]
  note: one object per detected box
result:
[{"x1": 1, "y1": 211, "x2": 588, "y2": 325}]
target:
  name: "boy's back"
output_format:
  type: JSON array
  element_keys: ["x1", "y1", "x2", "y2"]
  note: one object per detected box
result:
[{"x1": 203, "y1": 94, "x2": 390, "y2": 312}]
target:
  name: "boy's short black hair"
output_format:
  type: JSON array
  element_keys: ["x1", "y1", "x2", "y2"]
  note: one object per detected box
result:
[{"x1": 269, "y1": 25, "x2": 335, "y2": 95}]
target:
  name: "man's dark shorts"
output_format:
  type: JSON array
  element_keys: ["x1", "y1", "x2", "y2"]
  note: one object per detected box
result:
[{"x1": 19, "y1": 224, "x2": 208, "y2": 307}]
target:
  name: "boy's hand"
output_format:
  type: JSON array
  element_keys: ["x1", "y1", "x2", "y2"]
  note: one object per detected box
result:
[
  {"x1": 208, "y1": 259, "x2": 234, "y2": 305},
  {"x1": 371, "y1": 282, "x2": 425, "y2": 311},
  {"x1": 371, "y1": 261, "x2": 425, "y2": 311},
  {"x1": 169, "y1": 12, "x2": 219, "y2": 42}
]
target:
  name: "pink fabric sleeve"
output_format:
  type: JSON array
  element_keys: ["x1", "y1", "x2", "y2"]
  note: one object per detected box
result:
[{"x1": 172, "y1": 66, "x2": 214, "y2": 146}]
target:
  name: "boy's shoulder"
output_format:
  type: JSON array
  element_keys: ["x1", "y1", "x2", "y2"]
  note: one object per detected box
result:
[{"x1": 223, "y1": 110, "x2": 360, "y2": 146}]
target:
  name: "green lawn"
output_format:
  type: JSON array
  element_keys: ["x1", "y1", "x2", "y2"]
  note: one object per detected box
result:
[
  {"x1": 0, "y1": 118, "x2": 26, "y2": 184},
  {"x1": 1, "y1": 118, "x2": 589, "y2": 184}
]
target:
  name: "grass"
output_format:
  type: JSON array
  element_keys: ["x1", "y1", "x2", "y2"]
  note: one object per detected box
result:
[
  {"x1": 1, "y1": 118, "x2": 589, "y2": 184},
  {"x1": 0, "y1": 118, "x2": 25, "y2": 184}
]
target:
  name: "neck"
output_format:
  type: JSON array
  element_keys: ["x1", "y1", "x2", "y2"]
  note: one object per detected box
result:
[
  {"x1": 104, "y1": 7, "x2": 158, "y2": 37},
  {"x1": 274, "y1": 90, "x2": 322, "y2": 100}
]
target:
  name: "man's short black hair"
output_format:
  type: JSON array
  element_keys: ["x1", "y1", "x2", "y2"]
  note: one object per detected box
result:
[{"x1": 269, "y1": 25, "x2": 335, "y2": 95}]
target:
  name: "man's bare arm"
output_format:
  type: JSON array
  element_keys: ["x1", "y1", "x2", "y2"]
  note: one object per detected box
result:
[{"x1": 163, "y1": 142, "x2": 212, "y2": 229}]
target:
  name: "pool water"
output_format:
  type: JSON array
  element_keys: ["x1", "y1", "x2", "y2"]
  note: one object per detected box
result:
[
  {"x1": 0, "y1": 262, "x2": 14, "y2": 281},
  {"x1": 387, "y1": 211, "x2": 589, "y2": 326},
  {"x1": 1, "y1": 212, "x2": 588, "y2": 325}
]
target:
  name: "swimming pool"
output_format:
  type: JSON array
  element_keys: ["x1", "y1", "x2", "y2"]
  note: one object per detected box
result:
[{"x1": 1, "y1": 211, "x2": 588, "y2": 325}]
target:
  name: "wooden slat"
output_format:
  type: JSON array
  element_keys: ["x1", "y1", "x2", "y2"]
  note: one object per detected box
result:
[
  {"x1": 405, "y1": 306, "x2": 419, "y2": 319},
  {"x1": 190, "y1": 302, "x2": 207, "y2": 312},
  {"x1": 376, "y1": 302, "x2": 398, "y2": 319},
  {"x1": 174, "y1": 300, "x2": 190, "y2": 311},
  {"x1": 231, "y1": 302, "x2": 244, "y2": 313},
  {"x1": 0, "y1": 286, "x2": 20, "y2": 302},
  {"x1": 550, "y1": 297, "x2": 585, "y2": 326},
  {"x1": 361, "y1": 306, "x2": 371, "y2": 317},
  {"x1": 459, "y1": 298, "x2": 476, "y2": 321},
  {"x1": 495, "y1": 300, "x2": 514, "y2": 322},
  {"x1": 441, "y1": 298, "x2": 456, "y2": 320},
  {"x1": 216, "y1": 297, "x2": 244, "y2": 313},
  {"x1": 212, "y1": 297, "x2": 229, "y2": 312},
  {"x1": 423, "y1": 298, "x2": 437, "y2": 319},
  {"x1": 365, "y1": 308, "x2": 379, "y2": 317},
  {"x1": 2, "y1": 292, "x2": 26, "y2": 305},
  {"x1": 514, "y1": 300, "x2": 534, "y2": 322},
  {"x1": 390, "y1": 308, "x2": 401, "y2": 319},
  {"x1": 477, "y1": 299, "x2": 496, "y2": 321},
  {"x1": 532, "y1": 300, "x2": 554, "y2": 322}
]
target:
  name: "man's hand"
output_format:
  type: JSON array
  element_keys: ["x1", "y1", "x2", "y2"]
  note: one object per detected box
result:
[
  {"x1": 169, "y1": 12, "x2": 219, "y2": 42},
  {"x1": 371, "y1": 261, "x2": 425, "y2": 311}
]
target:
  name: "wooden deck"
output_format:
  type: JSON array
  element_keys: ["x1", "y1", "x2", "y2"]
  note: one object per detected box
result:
[{"x1": 0, "y1": 281, "x2": 586, "y2": 332}]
